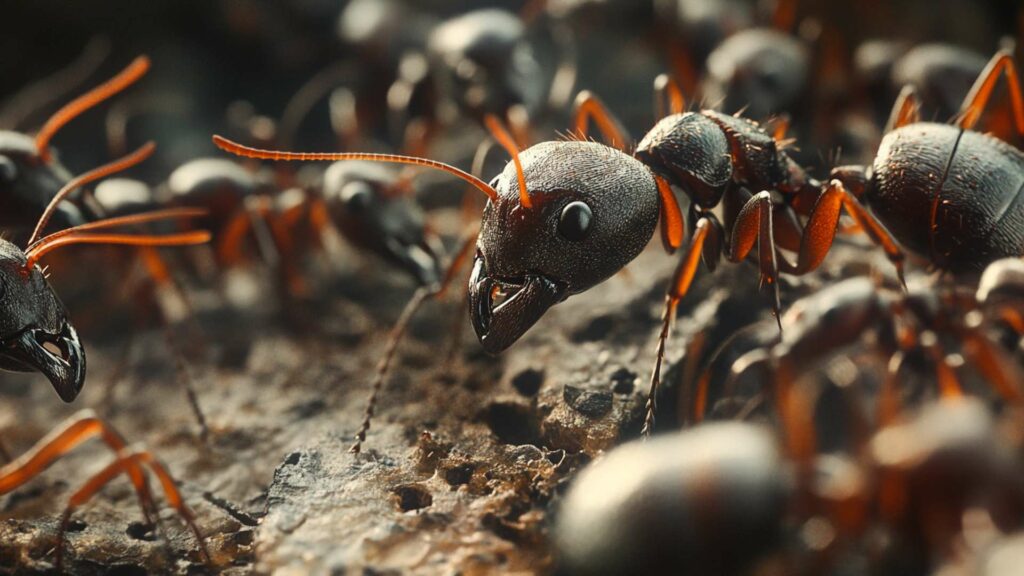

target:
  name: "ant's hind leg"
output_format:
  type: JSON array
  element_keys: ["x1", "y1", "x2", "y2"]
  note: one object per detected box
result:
[{"x1": 349, "y1": 227, "x2": 481, "y2": 454}]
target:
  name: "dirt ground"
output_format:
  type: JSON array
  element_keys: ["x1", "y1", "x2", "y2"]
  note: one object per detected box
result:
[{"x1": 0, "y1": 212, "x2": 890, "y2": 574}]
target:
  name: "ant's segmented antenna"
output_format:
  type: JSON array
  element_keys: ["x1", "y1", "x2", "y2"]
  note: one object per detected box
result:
[
  {"x1": 27, "y1": 141, "x2": 157, "y2": 246},
  {"x1": 483, "y1": 115, "x2": 531, "y2": 208},
  {"x1": 25, "y1": 208, "x2": 210, "y2": 271},
  {"x1": 35, "y1": 56, "x2": 150, "y2": 161},
  {"x1": 211, "y1": 135, "x2": 499, "y2": 202}
]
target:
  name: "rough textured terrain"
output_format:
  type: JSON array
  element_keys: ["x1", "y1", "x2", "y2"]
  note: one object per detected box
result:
[{"x1": 0, "y1": 217, "x2": 887, "y2": 574}]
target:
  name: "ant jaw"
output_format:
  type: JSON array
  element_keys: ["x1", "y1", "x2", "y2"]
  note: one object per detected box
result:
[
  {"x1": 468, "y1": 253, "x2": 565, "y2": 354},
  {"x1": 0, "y1": 321, "x2": 85, "y2": 402}
]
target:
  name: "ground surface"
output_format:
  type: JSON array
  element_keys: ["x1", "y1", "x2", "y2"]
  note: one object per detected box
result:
[{"x1": 0, "y1": 216, "x2": 888, "y2": 574}]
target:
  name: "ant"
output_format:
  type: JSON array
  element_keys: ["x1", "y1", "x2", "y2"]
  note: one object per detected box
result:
[
  {"x1": 0, "y1": 146, "x2": 211, "y2": 569},
  {"x1": 554, "y1": 392, "x2": 1024, "y2": 575},
  {"x1": 708, "y1": 267, "x2": 1024, "y2": 429},
  {"x1": 208, "y1": 52, "x2": 909, "y2": 444}
]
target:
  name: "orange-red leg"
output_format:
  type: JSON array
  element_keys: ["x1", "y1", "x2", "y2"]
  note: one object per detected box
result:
[
  {"x1": 350, "y1": 227, "x2": 480, "y2": 453},
  {"x1": 216, "y1": 209, "x2": 254, "y2": 267},
  {"x1": 725, "y1": 191, "x2": 782, "y2": 328},
  {"x1": 572, "y1": 90, "x2": 631, "y2": 150},
  {"x1": 653, "y1": 73, "x2": 686, "y2": 120},
  {"x1": 0, "y1": 411, "x2": 157, "y2": 530},
  {"x1": 780, "y1": 180, "x2": 906, "y2": 288},
  {"x1": 641, "y1": 217, "x2": 713, "y2": 436},
  {"x1": 54, "y1": 448, "x2": 208, "y2": 571},
  {"x1": 960, "y1": 325, "x2": 1024, "y2": 403},
  {"x1": 958, "y1": 49, "x2": 1024, "y2": 138},
  {"x1": 885, "y1": 85, "x2": 921, "y2": 133}
]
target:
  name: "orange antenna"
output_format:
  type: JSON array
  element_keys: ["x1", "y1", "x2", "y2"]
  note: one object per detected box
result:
[
  {"x1": 25, "y1": 208, "x2": 210, "y2": 271},
  {"x1": 25, "y1": 231, "x2": 210, "y2": 271},
  {"x1": 212, "y1": 135, "x2": 498, "y2": 202},
  {"x1": 27, "y1": 207, "x2": 208, "y2": 251},
  {"x1": 27, "y1": 141, "x2": 156, "y2": 246},
  {"x1": 35, "y1": 56, "x2": 151, "y2": 161},
  {"x1": 483, "y1": 115, "x2": 531, "y2": 208}
]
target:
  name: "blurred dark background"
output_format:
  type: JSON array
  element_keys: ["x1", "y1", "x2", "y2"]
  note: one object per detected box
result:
[{"x1": 0, "y1": 0, "x2": 1019, "y2": 177}]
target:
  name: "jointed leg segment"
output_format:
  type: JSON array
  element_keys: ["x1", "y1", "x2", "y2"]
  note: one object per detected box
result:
[{"x1": 0, "y1": 411, "x2": 207, "y2": 569}]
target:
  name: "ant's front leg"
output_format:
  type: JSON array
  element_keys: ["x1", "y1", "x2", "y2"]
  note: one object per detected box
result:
[
  {"x1": 349, "y1": 226, "x2": 481, "y2": 454},
  {"x1": 642, "y1": 216, "x2": 720, "y2": 437}
]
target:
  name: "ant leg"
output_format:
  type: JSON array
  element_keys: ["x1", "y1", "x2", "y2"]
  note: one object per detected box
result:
[
  {"x1": 653, "y1": 74, "x2": 686, "y2": 120},
  {"x1": 641, "y1": 217, "x2": 716, "y2": 437},
  {"x1": 960, "y1": 325, "x2": 1024, "y2": 402},
  {"x1": 958, "y1": 49, "x2": 1024, "y2": 138},
  {"x1": 55, "y1": 448, "x2": 209, "y2": 572},
  {"x1": 725, "y1": 192, "x2": 782, "y2": 329},
  {"x1": 350, "y1": 229, "x2": 480, "y2": 454},
  {"x1": 656, "y1": 176, "x2": 685, "y2": 253},
  {"x1": 572, "y1": 90, "x2": 632, "y2": 150},
  {"x1": 216, "y1": 209, "x2": 255, "y2": 267},
  {"x1": 780, "y1": 180, "x2": 906, "y2": 288},
  {"x1": 666, "y1": 42, "x2": 700, "y2": 102},
  {"x1": 0, "y1": 411, "x2": 156, "y2": 525},
  {"x1": 920, "y1": 333, "x2": 965, "y2": 400},
  {"x1": 772, "y1": 357, "x2": 817, "y2": 477},
  {"x1": 770, "y1": 114, "x2": 791, "y2": 141},
  {"x1": 885, "y1": 85, "x2": 921, "y2": 133}
]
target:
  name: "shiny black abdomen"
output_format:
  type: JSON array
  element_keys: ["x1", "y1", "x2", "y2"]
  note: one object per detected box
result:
[{"x1": 868, "y1": 123, "x2": 1024, "y2": 272}]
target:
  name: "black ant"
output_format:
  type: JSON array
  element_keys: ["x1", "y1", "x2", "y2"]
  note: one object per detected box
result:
[
  {"x1": 208, "y1": 53, "x2": 909, "y2": 444},
  {"x1": 0, "y1": 148, "x2": 211, "y2": 570},
  {"x1": 710, "y1": 268, "x2": 1024, "y2": 428},
  {"x1": 554, "y1": 392, "x2": 1024, "y2": 575}
]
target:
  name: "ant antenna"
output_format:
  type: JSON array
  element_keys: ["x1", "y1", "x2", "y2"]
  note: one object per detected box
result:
[
  {"x1": 24, "y1": 208, "x2": 210, "y2": 271},
  {"x1": 211, "y1": 135, "x2": 499, "y2": 202},
  {"x1": 28, "y1": 141, "x2": 156, "y2": 246},
  {"x1": 35, "y1": 56, "x2": 150, "y2": 162},
  {"x1": 483, "y1": 115, "x2": 531, "y2": 208}
]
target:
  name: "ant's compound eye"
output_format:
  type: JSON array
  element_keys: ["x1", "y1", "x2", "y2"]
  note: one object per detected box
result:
[
  {"x1": 0, "y1": 157, "x2": 17, "y2": 184},
  {"x1": 341, "y1": 181, "x2": 373, "y2": 213},
  {"x1": 558, "y1": 201, "x2": 593, "y2": 242}
]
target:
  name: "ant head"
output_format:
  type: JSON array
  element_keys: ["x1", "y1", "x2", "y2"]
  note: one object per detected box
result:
[
  {"x1": 321, "y1": 161, "x2": 442, "y2": 286},
  {"x1": 0, "y1": 239, "x2": 83, "y2": 402},
  {"x1": 427, "y1": 9, "x2": 544, "y2": 118},
  {"x1": 207, "y1": 133, "x2": 658, "y2": 352},
  {"x1": 470, "y1": 140, "x2": 659, "y2": 353}
]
